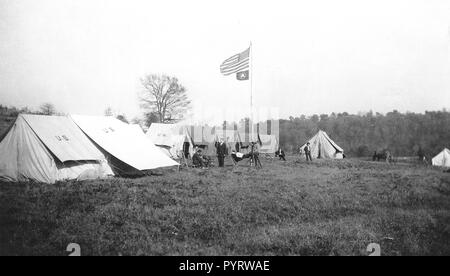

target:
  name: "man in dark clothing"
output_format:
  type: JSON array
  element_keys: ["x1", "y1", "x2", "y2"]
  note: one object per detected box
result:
[
  {"x1": 276, "y1": 148, "x2": 286, "y2": 161},
  {"x1": 304, "y1": 142, "x2": 312, "y2": 162},
  {"x1": 215, "y1": 139, "x2": 227, "y2": 167},
  {"x1": 192, "y1": 149, "x2": 205, "y2": 167}
]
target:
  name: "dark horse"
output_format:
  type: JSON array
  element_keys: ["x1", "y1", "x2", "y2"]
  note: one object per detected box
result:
[{"x1": 372, "y1": 150, "x2": 393, "y2": 163}]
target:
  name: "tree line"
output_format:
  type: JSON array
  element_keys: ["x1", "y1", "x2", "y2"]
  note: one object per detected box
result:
[
  {"x1": 2, "y1": 73, "x2": 449, "y2": 159},
  {"x1": 2, "y1": 104, "x2": 450, "y2": 158},
  {"x1": 0, "y1": 102, "x2": 58, "y2": 116},
  {"x1": 278, "y1": 110, "x2": 450, "y2": 158}
]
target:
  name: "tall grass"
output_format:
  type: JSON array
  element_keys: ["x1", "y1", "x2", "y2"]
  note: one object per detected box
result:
[{"x1": 1, "y1": 158, "x2": 449, "y2": 255}]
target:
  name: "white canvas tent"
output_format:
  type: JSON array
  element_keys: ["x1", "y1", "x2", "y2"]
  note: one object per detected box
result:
[
  {"x1": 146, "y1": 123, "x2": 183, "y2": 147},
  {"x1": 432, "y1": 148, "x2": 450, "y2": 167},
  {"x1": 165, "y1": 134, "x2": 189, "y2": 158},
  {"x1": 185, "y1": 125, "x2": 216, "y2": 156},
  {"x1": 147, "y1": 123, "x2": 221, "y2": 157},
  {"x1": 129, "y1": 124, "x2": 145, "y2": 134},
  {"x1": 0, "y1": 114, "x2": 114, "y2": 183},
  {"x1": 213, "y1": 129, "x2": 265, "y2": 154},
  {"x1": 259, "y1": 134, "x2": 279, "y2": 154},
  {"x1": 214, "y1": 129, "x2": 241, "y2": 153},
  {"x1": 300, "y1": 130, "x2": 344, "y2": 159},
  {"x1": 146, "y1": 123, "x2": 192, "y2": 158},
  {"x1": 238, "y1": 132, "x2": 259, "y2": 144},
  {"x1": 238, "y1": 132, "x2": 264, "y2": 154},
  {"x1": 71, "y1": 115, "x2": 178, "y2": 174}
]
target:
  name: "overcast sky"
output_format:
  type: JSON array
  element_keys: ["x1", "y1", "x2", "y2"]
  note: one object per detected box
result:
[{"x1": 0, "y1": 0, "x2": 449, "y2": 124}]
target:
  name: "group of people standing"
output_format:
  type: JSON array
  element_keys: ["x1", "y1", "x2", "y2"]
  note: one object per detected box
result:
[
  {"x1": 193, "y1": 139, "x2": 315, "y2": 168},
  {"x1": 193, "y1": 138, "x2": 264, "y2": 168}
]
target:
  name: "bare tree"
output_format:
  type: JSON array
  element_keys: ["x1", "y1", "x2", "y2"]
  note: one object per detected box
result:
[
  {"x1": 39, "y1": 102, "x2": 56, "y2": 115},
  {"x1": 139, "y1": 74, "x2": 191, "y2": 124}
]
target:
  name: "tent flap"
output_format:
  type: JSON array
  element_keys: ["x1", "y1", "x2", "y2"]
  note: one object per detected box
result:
[
  {"x1": 72, "y1": 115, "x2": 178, "y2": 170},
  {"x1": 0, "y1": 115, "x2": 114, "y2": 183},
  {"x1": 22, "y1": 114, "x2": 105, "y2": 162}
]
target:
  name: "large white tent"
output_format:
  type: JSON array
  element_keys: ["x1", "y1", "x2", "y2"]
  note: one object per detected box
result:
[
  {"x1": 0, "y1": 114, "x2": 114, "y2": 183},
  {"x1": 71, "y1": 115, "x2": 179, "y2": 174},
  {"x1": 214, "y1": 129, "x2": 264, "y2": 154},
  {"x1": 147, "y1": 123, "x2": 275, "y2": 157},
  {"x1": 185, "y1": 125, "x2": 216, "y2": 156},
  {"x1": 259, "y1": 134, "x2": 279, "y2": 154},
  {"x1": 214, "y1": 129, "x2": 241, "y2": 153},
  {"x1": 147, "y1": 123, "x2": 220, "y2": 157},
  {"x1": 146, "y1": 123, "x2": 183, "y2": 147},
  {"x1": 129, "y1": 123, "x2": 145, "y2": 134},
  {"x1": 432, "y1": 148, "x2": 450, "y2": 167},
  {"x1": 146, "y1": 123, "x2": 192, "y2": 158},
  {"x1": 300, "y1": 130, "x2": 344, "y2": 159}
]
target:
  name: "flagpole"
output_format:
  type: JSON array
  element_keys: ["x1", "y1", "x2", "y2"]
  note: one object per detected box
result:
[{"x1": 250, "y1": 41, "x2": 253, "y2": 141}]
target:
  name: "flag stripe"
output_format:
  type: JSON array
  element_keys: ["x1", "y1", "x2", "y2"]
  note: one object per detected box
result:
[
  {"x1": 221, "y1": 65, "x2": 249, "y2": 75},
  {"x1": 220, "y1": 62, "x2": 249, "y2": 74},
  {"x1": 220, "y1": 58, "x2": 249, "y2": 72},
  {"x1": 223, "y1": 54, "x2": 239, "y2": 63},
  {"x1": 222, "y1": 65, "x2": 249, "y2": 76},
  {"x1": 221, "y1": 56, "x2": 249, "y2": 68},
  {"x1": 222, "y1": 55, "x2": 239, "y2": 63},
  {"x1": 220, "y1": 58, "x2": 248, "y2": 70},
  {"x1": 221, "y1": 61, "x2": 249, "y2": 75}
]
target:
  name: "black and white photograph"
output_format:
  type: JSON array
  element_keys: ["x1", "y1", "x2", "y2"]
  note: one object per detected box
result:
[{"x1": 0, "y1": 0, "x2": 449, "y2": 260}]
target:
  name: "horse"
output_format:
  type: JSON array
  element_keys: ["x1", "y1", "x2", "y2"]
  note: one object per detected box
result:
[{"x1": 372, "y1": 150, "x2": 393, "y2": 163}]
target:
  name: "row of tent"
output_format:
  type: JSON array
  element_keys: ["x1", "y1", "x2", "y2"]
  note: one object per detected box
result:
[
  {"x1": 0, "y1": 114, "x2": 178, "y2": 183},
  {"x1": 146, "y1": 123, "x2": 280, "y2": 159},
  {"x1": 285, "y1": 129, "x2": 449, "y2": 167},
  {"x1": 0, "y1": 115, "x2": 282, "y2": 184},
  {"x1": 146, "y1": 124, "x2": 347, "y2": 160},
  {"x1": 299, "y1": 130, "x2": 449, "y2": 167},
  {"x1": 2, "y1": 113, "x2": 446, "y2": 185},
  {"x1": 146, "y1": 122, "x2": 448, "y2": 167}
]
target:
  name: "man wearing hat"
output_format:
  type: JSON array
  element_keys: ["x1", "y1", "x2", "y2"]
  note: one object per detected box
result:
[
  {"x1": 304, "y1": 142, "x2": 312, "y2": 162},
  {"x1": 216, "y1": 138, "x2": 227, "y2": 167},
  {"x1": 192, "y1": 148, "x2": 205, "y2": 167}
]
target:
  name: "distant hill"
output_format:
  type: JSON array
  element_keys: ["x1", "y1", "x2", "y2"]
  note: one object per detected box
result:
[
  {"x1": 1, "y1": 104, "x2": 449, "y2": 158},
  {"x1": 279, "y1": 110, "x2": 450, "y2": 157}
]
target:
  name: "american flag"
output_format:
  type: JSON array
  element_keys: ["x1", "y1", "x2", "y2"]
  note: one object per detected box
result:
[{"x1": 220, "y1": 47, "x2": 250, "y2": 76}]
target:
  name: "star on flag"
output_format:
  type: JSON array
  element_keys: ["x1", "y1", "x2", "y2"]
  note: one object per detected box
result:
[{"x1": 236, "y1": 70, "x2": 249, "y2": 81}]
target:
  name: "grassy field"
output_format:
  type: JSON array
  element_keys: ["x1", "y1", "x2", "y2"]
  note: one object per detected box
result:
[{"x1": 0, "y1": 157, "x2": 449, "y2": 256}]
